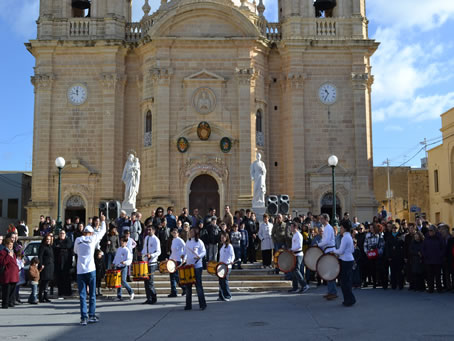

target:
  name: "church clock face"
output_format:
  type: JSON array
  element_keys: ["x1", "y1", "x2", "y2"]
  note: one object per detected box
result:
[
  {"x1": 318, "y1": 83, "x2": 337, "y2": 105},
  {"x1": 67, "y1": 84, "x2": 88, "y2": 105}
]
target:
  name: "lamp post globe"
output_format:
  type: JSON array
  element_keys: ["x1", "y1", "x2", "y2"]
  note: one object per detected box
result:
[
  {"x1": 328, "y1": 155, "x2": 338, "y2": 227},
  {"x1": 55, "y1": 157, "x2": 65, "y2": 229},
  {"x1": 55, "y1": 157, "x2": 66, "y2": 169}
]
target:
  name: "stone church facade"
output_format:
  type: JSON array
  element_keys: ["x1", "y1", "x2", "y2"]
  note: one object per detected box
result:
[{"x1": 27, "y1": 0, "x2": 378, "y2": 223}]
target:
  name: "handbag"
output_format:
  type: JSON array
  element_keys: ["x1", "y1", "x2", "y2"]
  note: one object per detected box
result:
[{"x1": 367, "y1": 248, "x2": 379, "y2": 260}]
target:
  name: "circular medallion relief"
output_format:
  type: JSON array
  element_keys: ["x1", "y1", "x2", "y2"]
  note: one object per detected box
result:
[
  {"x1": 197, "y1": 121, "x2": 211, "y2": 141},
  {"x1": 220, "y1": 137, "x2": 232, "y2": 153},
  {"x1": 192, "y1": 87, "x2": 216, "y2": 114}
]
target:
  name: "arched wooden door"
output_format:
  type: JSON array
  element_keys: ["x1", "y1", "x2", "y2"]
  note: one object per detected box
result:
[{"x1": 189, "y1": 175, "x2": 220, "y2": 219}]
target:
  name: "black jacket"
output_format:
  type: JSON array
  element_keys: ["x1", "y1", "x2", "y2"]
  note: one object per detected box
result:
[
  {"x1": 38, "y1": 244, "x2": 55, "y2": 281},
  {"x1": 53, "y1": 237, "x2": 73, "y2": 273},
  {"x1": 385, "y1": 234, "x2": 405, "y2": 265}
]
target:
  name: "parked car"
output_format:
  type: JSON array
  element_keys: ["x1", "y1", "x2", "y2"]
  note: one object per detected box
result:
[{"x1": 23, "y1": 241, "x2": 41, "y2": 272}]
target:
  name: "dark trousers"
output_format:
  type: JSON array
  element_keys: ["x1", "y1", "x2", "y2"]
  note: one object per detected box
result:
[
  {"x1": 185, "y1": 267, "x2": 206, "y2": 309},
  {"x1": 411, "y1": 272, "x2": 425, "y2": 291},
  {"x1": 366, "y1": 258, "x2": 377, "y2": 286},
  {"x1": 1, "y1": 283, "x2": 16, "y2": 308},
  {"x1": 262, "y1": 249, "x2": 272, "y2": 266},
  {"x1": 169, "y1": 261, "x2": 183, "y2": 295},
  {"x1": 340, "y1": 260, "x2": 356, "y2": 305},
  {"x1": 247, "y1": 241, "x2": 256, "y2": 263},
  {"x1": 442, "y1": 262, "x2": 452, "y2": 290},
  {"x1": 56, "y1": 271, "x2": 72, "y2": 296},
  {"x1": 218, "y1": 269, "x2": 232, "y2": 300},
  {"x1": 144, "y1": 264, "x2": 158, "y2": 301},
  {"x1": 240, "y1": 245, "x2": 247, "y2": 265},
  {"x1": 38, "y1": 280, "x2": 50, "y2": 301},
  {"x1": 425, "y1": 264, "x2": 442, "y2": 292},
  {"x1": 390, "y1": 262, "x2": 404, "y2": 289},
  {"x1": 379, "y1": 259, "x2": 389, "y2": 289}
]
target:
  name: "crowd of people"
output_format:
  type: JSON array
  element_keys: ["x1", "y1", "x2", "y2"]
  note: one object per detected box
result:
[{"x1": 1, "y1": 205, "x2": 453, "y2": 313}]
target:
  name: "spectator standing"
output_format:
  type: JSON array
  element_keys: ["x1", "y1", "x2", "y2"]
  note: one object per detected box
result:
[
  {"x1": 258, "y1": 214, "x2": 273, "y2": 268},
  {"x1": 0, "y1": 238, "x2": 19, "y2": 309},
  {"x1": 53, "y1": 230, "x2": 73, "y2": 297},
  {"x1": 38, "y1": 234, "x2": 54, "y2": 303},
  {"x1": 422, "y1": 226, "x2": 445, "y2": 293}
]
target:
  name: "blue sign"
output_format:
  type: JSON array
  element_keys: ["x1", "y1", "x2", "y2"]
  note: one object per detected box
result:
[{"x1": 410, "y1": 206, "x2": 421, "y2": 213}]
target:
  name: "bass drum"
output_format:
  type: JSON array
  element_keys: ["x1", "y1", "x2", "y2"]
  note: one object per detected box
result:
[
  {"x1": 159, "y1": 259, "x2": 177, "y2": 274},
  {"x1": 303, "y1": 246, "x2": 324, "y2": 271},
  {"x1": 216, "y1": 262, "x2": 228, "y2": 279},
  {"x1": 316, "y1": 254, "x2": 340, "y2": 281},
  {"x1": 275, "y1": 249, "x2": 296, "y2": 273}
]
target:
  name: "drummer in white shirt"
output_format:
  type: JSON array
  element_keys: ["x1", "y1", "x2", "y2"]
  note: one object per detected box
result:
[
  {"x1": 141, "y1": 225, "x2": 161, "y2": 305},
  {"x1": 181, "y1": 227, "x2": 207, "y2": 311},
  {"x1": 168, "y1": 228, "x2": 186, "y2": 298},
  {"x1": 112, "y1": 237, "x2": 134, "y2": 301},
  {"x1": 333, "y1": 220, "x2": 356, "y2": 307},
  {"x1": 288, "y1": 222, "x2": 310, "y2": 294},
  {"x1": 317, "y1": 213, "x2": 337, "y2": 300},
  {"x1": 218, "y1": 232, "x2": 235, "y2": 301}
]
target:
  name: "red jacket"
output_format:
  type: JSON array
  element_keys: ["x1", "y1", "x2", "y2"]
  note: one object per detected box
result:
[{"x1": 0, "y1": 249, "x2": 19, "y2": 284}]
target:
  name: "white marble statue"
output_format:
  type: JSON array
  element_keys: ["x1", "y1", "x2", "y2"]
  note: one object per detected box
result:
[
  {"x1": 122, "y1": 153, "x2": 141, "y2": 209},
  {"x1": 250, "y1": 152, "x2": 267, "y2": 208}
]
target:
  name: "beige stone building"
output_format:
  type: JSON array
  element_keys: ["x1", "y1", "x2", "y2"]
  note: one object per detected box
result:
[
  {"x1": 373, "y1": 167, "x2": 429, "y2": 222},
  {"x1": 27, "y1": 0, "x2": 378, "y2": 224},
  {"x1": 428, "y1": 107, "x2": 454, "y2": 227}
]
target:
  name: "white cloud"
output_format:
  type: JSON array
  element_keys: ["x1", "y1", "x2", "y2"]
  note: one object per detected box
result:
[
  {"x1": 0, "y1": 0, "x2": 38, "y2": 38},
  {"x1": 384, "y1": 125, "x2": 404, "y2": 132},
  {"x1": 368, "y1": 0, "x2": 454, "y2": 31},
  {"x1": 373, "y1": 92, "x2": 454, "y2": 122}
]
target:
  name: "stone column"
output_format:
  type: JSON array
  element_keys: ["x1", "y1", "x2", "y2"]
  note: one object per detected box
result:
[
  {"x1": 150, "y1": 67, "x2": 173, "y2": 200},
  {"x1": 235, "y1": 67, "x2": 255, "y2": 208}
]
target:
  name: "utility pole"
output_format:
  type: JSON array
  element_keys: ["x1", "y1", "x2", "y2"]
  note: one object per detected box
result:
[{"x1": 420, "y1": 138, "x2": 428, "y2": 169}]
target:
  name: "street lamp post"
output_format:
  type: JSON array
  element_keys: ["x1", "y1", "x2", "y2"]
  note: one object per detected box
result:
[
  {"x1": 55, "y1": 157, "x2": 66, "y2": 229},
  {"x1": 328, "y1": 155, "x2": 338, "y2": 227}
]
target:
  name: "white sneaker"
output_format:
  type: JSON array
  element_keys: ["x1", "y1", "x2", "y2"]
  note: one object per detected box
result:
[{"x1": 130, "y1": 293, "x2": 135, "y2": 301}]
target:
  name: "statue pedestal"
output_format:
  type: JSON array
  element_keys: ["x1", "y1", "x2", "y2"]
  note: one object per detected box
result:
[
  {"x1": 252, "y1": 206, "x2": 266, "y2": 223},
  {"x1": 121, "y1": 202, "x2": 136, "y2": 217}
]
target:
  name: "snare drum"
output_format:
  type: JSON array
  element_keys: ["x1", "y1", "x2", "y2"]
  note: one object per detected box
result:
[
  {"x1": 159, "y1": 259, "x2": 177, "y2": 274},
  {"x1": 207, "y1": 261, "x2": 229, "y2": 279},
  {"x1": 105, "y1": 269, "x2": 121, "y2": 288},
  {"x1": 304, "y1": 246, "x2": 324, "y2": 271},
  {"x1": 273, "y1": 249, "x2": 296, "y2": 273},
  {"x1": 132, "y1": 261, "x2": 149, "y2": 281},
  {"x1": 316, "y1": 254, "x2": 340, "y2": 281},
  {"x1": 178, "y1": 265, "x2": 196, "y2": 285}
]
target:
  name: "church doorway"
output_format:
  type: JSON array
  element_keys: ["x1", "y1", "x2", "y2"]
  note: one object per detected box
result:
[
  {"x1": 320, "y1": 193, "x2": 342, "y2": 220},
  {"x1": 64, "y1": 195, "x2": 86, "y2": 225},
  {"x1": 189, "y1": 175, "x2": 220, "y2": 219}
]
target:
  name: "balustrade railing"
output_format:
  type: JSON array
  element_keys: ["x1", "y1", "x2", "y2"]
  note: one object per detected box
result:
[
  {"x1": 69, "y1": 19, "x2": 90, "y2": 37},
  {"x1": 126, "y1": 22, "x2": 143, "y2": 42},
  {"x1": 315, "y1": 19, "x2": 337, "y2": 37},
  {"x1": 265, "y1": 22, "x2": 281, "y2": 41}
]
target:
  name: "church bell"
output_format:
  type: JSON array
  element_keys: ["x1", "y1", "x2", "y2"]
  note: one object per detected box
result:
[
  {"x1": 72, "y1": 0, "x2": 91, "y2": 10},
  {"x1": 313, "y1": 0, "x2": 337, "y2": 11}
]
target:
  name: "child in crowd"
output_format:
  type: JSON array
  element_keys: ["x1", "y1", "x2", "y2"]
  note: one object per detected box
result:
[
  {"x1": 122, "y1": 230, "x2": 137, "y2": 281},
  {"x1": 94, "y1": 249, "x2": 106, "y2": 297},
  {"x1": 352, "y1": 239, "x2": 362, "y2": 288},
  {"x1": 113, "y1": 237, "x2": 134, "y2": 301},
  {"x1": 15, "y1": 248, "x2": 25, "y2": 304},
  {"x1": 230, "y1": 224, "x2": 241, "y2": 269},
  {"x1": 28, "y1": 257, "x2": 41, "y2": 304},
  {"x1": 238, "y1": 223, "x2": 249, "y2": 270}
]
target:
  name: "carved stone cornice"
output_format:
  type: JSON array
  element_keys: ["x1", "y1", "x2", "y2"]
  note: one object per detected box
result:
[
  {"x1": 351, "y1": 72, "x2": 370, "y2": 90},
  {"x1": 235, "y1": 67, "x2": 255, "y2": 86},
  {"x1": 285, "y1": 72, "x2": 305, "y2": 89},
  {"x1": 150, "y1": 67, "x2": 173, "y2": 85},
  {"x1": 99, "y1": 73, "x2": 126, "y2": 90},
  {"x1": 30, "y1": 73, "x2": 56, "y2": 91}
]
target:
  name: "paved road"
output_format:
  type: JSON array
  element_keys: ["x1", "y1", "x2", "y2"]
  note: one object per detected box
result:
[{"x1": 1, "y1": 286, "x2": 453, "y2": 341}]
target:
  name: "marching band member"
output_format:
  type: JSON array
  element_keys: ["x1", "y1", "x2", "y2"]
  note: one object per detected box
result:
[
  {"x1": 141, "y1": 225, "x2": 161, "y2": 305},
  {"x1": 333, "y1": 220, "x2": 356, "y2": 307},
  {"x1": 181, "y1": 227, "x2": 207, "y2": 311},
  {"x1": 288, "y1": 222, "x2": 310, "y2": 294},
  {"x1": 112, "y1": 237, "x2": 134, "y2": 301},
  {"x1": 168, "y1": 228, "x2": 186, "y2": 297},
  {"x1": 317, "y1": 213, "x2": 337, "y2": 300},
  {"x1": 218, "y1": 232, "x2": 235, "y2": 301}
]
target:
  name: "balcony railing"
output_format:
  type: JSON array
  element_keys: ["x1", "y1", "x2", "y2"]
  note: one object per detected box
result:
[
  {"x1": 315, "y1": 19, "x2": 337, "y2": 37},
  {"x1": 265, "y1": 23, "x2": 281, "y2": 42},
  {"x1": 69, "y1": 18, "x2": 90, "y2": 37},
  {"x1": 126, "y1": 22, "x2": 143, "y2": 42}
]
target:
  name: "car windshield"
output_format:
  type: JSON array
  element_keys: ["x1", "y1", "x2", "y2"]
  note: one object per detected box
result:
[{"x1": 24, "y1": 243, "x2": 40, "y2": 257}]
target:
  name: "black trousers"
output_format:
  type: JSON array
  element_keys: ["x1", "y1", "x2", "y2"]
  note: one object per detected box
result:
[
  {"x1": 2, "y1": 283, "x2": 17, "y2": 308},
  {"x1": 340, "y1": 261, "x2": 356, "y2": 305},
  {"x1": 56, "y1": 271, "x2": 72, "y2": 296},
  {"x1": 390, "y1": 262, "x2": 404, "y2": 289},
  {"x1": 262, "y1": 249, "x2": 272, "y2": 266},
  {"x1": 425, "y1": 264, "x2": 442, "y2": 292},
  {"x1": 144, "y1": 264, "x2": 157, "y2": 301},
  {"x1": 247, "y1": 244, "x2": 256, "y2": 263},
  {"x1": 38, "y1": 280, "x2": 50, "y2": 301}
]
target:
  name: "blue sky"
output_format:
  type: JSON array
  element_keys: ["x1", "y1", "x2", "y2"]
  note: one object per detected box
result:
[{"x1": 0, "y1": 0, "x2": 453, "y2": 171}]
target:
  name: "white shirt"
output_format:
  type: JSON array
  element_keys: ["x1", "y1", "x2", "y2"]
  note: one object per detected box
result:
[
  {"x1": 219, "y1": 244, "x2": 235, "y2": 268},
  {"x1": 170, "y1": 237, "x2": 186, "y2": 262},
  {"x1": 184, "y1": 239, "x2": 206, "y2": 269},
  {"x1": 333, "y1": 232, "x2": 355, "y2": 261},
  {"x1": 74, "y1": 221, "x2": 107, "y2": 274},
  {"x1": 126, "y1": 237, "x2": 137, "y2": 253},
  {"x1": 258, "y1": 222, "x2": 273, "y2": 250},
  {"x1": 317, "y1": 223, "x2": 335, "y2": 253},
  {"x1": 291, "y1": 230, "x2": 303, "y2": 256},
  {"x1": 113, "y1": 246, "x2": 133, "y2": 267},
  {"x1": 141, "y1": 234, "x2": 161, "y2": 264}
]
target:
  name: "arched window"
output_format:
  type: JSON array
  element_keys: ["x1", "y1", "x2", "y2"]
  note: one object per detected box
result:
[
  {"x1": 145, "y1": 111, "x2": 152, "y2": 133},
  {"x1": 256, "y1": 110, "x2": 262, "y2": 133},
  {"x1": 144, "y1": 110, "x2": 152, "y2": 147}
]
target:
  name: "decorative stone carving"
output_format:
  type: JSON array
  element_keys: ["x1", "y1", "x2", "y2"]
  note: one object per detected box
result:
[
  {"x1": 235, "y1": 67, "x2": 255, "y2": 85},
  {"x1": 197, "y1": 121, "x2": 211, "y2": 140},
  {"x1": 99, "y1": 73, "x2": 125, "y2": 89},
  {"x1": 66, "y1": 195, "x2": 85, "y2": 208},
  {"x1": 256, "y1": 131, "x2": 265, "y2": 146},
  {"x1": 192, "y1": 87, "x2": 216, "y2": 114},
  {"x1": 122, "y1": 152, "x2": 141, "y2": 211},
  {"x1": 250, "y1": 152, "x2": 267, "y2": 208},
  {"x1": 181, "y1": 156, "x2": 228, "y2": 180},
  {"x1": 30, "y1": 73, "x2": 55, "y2": 90}
]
